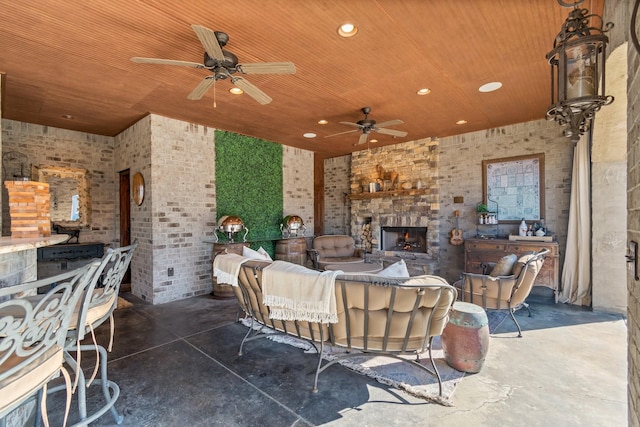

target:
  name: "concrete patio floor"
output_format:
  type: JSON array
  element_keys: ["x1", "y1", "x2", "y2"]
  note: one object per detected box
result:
[{"x1": 45, "y1": 287, "x2": 628, "y2": 426}]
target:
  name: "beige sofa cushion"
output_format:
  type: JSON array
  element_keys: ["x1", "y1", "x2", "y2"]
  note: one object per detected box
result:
[{"x1": 314, "y1": 235, "x2": 358, "y2": 258}]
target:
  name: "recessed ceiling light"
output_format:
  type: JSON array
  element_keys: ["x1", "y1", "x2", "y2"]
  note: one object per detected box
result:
[
  {"x1": 337, "y1": 23, "x2": 358, "y2": 38},
  {"x1": 318, "y1": 119, "x2": 328, "y2": 125},
  {"x1": 62, "y1": 114, "x2": 74, "y2": 120},
  {"x1": 370, "y1": 139, "x2": 378, "y2": 143},
  {"x1": 417, "y1": 88, "x2": 431, "y2": 95},
  {"x1": 229, "y1": 87, "x2": 243, "y2": 95},
  {"x1": 303, "y1": 132, "x2": 317, "y2": 138},
  {"x1": 456, "y1": 120, "x2": 468, "y2": 125},
  {"x1": 479, "y1": 82, "x2": 502, "y2": 93}
]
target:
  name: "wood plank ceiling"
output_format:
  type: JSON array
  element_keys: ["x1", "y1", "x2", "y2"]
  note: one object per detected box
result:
[{"x1": 0, "y1": 0, "x2": 604, "y2": 158}]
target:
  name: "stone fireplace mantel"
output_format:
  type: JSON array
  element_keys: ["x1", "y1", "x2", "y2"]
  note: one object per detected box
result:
[{"x1": 347, "y1": 188, "x2": 432, "y2": 200}]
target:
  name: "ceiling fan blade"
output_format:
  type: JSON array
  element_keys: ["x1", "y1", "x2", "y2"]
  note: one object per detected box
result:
[
  {"x1": 191, "y1": 24, "x2": 225, "y2": 61},
  {"x1": 375, "y1": 119, "x2": 404, "y2": 128},
  {"x1": 187, "y1": 77, "x2": 215, "y2": 100},
  {"x1": 130, "y1": 57, "x2": 205, "y2": 68},
  {"x1": 324, "y1": 129, "x2": 359, "y2": 138},
  {"x1": 237, "y1": 62, "x2": 296, "y2": 74},
  {"x1": 358, "y1": 133, "x2": 369, "y2": 145},
  {"x1": 339, "y1": 121, "x2": 363, "y2": 128},
  {"x1": 375, "y1": 127, "x2": 408, "y2": 137},
  {"x1": 232, "y1": 77, "x2": 272, "y2": 105}
]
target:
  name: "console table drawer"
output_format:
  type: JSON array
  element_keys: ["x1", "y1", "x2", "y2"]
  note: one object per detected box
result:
[
  {"x1": 466, "y1": 241, "x2": 506, "y2": 251},
  {"x1": 508, "y1": 243, "x2": 559, "y2": 256}
]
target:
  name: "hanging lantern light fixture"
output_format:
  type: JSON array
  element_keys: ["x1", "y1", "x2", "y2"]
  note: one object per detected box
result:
[{"x1": 546, "y1": 0, "x2": 614, "y2": 144}]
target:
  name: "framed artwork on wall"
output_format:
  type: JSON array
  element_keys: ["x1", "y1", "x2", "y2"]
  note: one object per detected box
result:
[{"x1": 482, "y1": 153, "x2": 545, "y2": 223}]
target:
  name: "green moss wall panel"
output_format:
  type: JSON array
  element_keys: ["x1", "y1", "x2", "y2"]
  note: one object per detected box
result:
[{"x1": 215, "y1": 130, "x2": 283, "y2": 255}]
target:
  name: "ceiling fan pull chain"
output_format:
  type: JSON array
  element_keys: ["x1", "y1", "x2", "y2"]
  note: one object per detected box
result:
[{"x1": 213, "y1": 79, "x2": 217, "y2": 108}]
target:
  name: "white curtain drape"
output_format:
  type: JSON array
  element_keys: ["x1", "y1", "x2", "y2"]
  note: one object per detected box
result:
[{"x1": 559, "y1": 134, "x2": 591, "y2": 306}]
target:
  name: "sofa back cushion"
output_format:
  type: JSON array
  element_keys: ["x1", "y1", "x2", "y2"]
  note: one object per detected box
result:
[
  {"x1": 331, "y1": 275, "x2": 456, "y2": 352},
  {"x1": 313, "y1": 235, "x2": 356, "y2": 258}
]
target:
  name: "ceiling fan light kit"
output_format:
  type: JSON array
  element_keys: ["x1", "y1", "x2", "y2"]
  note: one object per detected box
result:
[{"x1": 131, "y1": 25, "x2": 295, "y2": 105}]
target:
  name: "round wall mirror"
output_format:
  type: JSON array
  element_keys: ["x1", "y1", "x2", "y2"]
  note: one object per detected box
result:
[{"x1": 132, "y1": 172, "x2": 145, "y2": 206}]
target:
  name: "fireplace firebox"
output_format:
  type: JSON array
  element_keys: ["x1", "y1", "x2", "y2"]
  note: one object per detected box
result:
[{"x1": 380, "y1": 227, "x2": 428, "y2": 253}]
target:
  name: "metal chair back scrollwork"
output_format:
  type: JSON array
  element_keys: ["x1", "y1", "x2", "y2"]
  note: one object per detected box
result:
[{"x1": 0, "y1": 262, "x2": 99, "y2": 427}]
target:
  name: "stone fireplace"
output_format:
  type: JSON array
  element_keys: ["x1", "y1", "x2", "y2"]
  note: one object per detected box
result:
[{"x1": 348, "y1": 138, "x2": 440, "y2": 275}]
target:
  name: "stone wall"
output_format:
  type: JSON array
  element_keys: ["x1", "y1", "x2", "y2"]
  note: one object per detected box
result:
[
  {"x1": 1, "y1": 120, "x2": 117, "y2": 243},
  {"x1": 591, "y1": 42, "x2": 628, "y2": 314},
  {"x1": 323, "y1": 155, "x2": 351, "y2": 234},
  {"x1": 350, "y1": 138, "x2": 440, "y2": 259},
  {"x1": 282, "y1": 145, "x2": 315, "y2": 234}
]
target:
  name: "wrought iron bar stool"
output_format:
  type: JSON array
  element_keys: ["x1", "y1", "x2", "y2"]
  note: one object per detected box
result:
[
  {"x1": 0, "y1": 262, "x2": 99, "y2": 427},
  {"x1": 57, "y1": 242, "x2": 138, "y2": 426}
]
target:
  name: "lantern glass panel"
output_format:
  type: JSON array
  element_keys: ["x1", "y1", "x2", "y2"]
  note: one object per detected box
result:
[{"x1": 565, "y1": 44, "x2": 597, "y2": 99}]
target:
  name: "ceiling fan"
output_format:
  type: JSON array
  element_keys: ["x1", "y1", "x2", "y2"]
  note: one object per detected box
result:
[
  {"x1": 131, "y1": 25, "x2": 296, "y2": 105},
  {"x1": 325, "y1": 107, "x2": 408, "y2": 145}
]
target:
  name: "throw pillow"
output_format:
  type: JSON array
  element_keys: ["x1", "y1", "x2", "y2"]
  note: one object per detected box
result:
[
  {"x1": 242, "y1": 246, "x2": 272, "y2": 261},
  {"x1": 512, "y1": 252, "x2": 540, "y2": 277},
  {"x1": 489, "y1": 254, "x2": 517, "y2": 277},
  {"x1": 377, "y1": 259, "x2": 410, "y2": 278},
  {"x1": 257, "y1": 246, "x2": 273, "y2": 261}
]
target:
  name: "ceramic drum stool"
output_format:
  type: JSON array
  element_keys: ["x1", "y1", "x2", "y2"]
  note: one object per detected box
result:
[{"x1": 440, "y1": 301, "x2": 490, "y2": 373}]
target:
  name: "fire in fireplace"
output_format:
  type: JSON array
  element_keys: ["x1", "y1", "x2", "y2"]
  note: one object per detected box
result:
[{"x1": 380, "y1": 226, "x2": 428, "y2": 253}]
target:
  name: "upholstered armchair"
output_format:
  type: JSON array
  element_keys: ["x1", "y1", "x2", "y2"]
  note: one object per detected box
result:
[
  {"x1": 456, "y1": 249, "x2": 549, "y2": 337},
  {"x1": 307, "y1": 235, "x2": 364, "y2": 270}
]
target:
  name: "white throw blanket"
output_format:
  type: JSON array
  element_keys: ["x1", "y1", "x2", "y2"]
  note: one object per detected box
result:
[
  {"x1": 262, "y1": 261, "x2": 342, "y2": 324},
  {"x1": 213, "y1": 253, "x2": 250, "y2": 287}
]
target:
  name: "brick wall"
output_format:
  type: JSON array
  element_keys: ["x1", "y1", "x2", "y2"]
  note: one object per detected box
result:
[
  {"x1": 1, "y1": 119, "x2": 117, "y2": 243},
  {"x1": 623, "y1": 0, "x2": 639, "y2": 424},
  {"x1": 439, "y1": 120, "x2": 573, "y2": 283},
  {"x1": 324, "y1": 156, "x2": 351, "y2": 234},
  {"x1": 324, "y1": 120, "x2": 573, "y2": 284},
  {"x1": 282, "y1": 145, "x2": 315, "y2": 234},
  {"x1": 115, "y1": 114, "x2": 217, "y2": 304},
  {"x1": 114, "y1": 115, "x2": 153, "y2": 301}
]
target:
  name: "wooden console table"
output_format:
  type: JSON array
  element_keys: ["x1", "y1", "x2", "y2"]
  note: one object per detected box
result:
[{"x1": 464, "y1": 238, "x2": 559, "y2": 301}]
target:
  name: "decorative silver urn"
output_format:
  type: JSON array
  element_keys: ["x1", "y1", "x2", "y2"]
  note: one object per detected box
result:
[
  {"x1": 216, "y1": 215, "x2": 249, "y2": 242},
  {"x1": 280, "y1": 215, "x2": 306, "y2": 237}
]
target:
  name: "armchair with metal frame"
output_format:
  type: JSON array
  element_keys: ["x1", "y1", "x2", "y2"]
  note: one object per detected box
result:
[{"x1": 456, "y1": 249, "x2": 549, "y2": 337}]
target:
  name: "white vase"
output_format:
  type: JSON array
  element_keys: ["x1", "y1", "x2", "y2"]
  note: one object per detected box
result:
[{"x1": 519, "y1": 219, "x2": 528, "y2": 237}]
